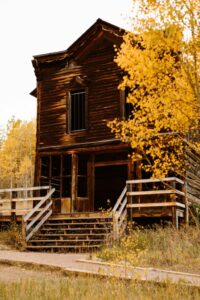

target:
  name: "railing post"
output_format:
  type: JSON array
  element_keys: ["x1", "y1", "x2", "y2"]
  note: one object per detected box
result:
[
  {"x1": 184, "y1": 179, "x2": 189, "y2": 225},
  {"x1": 21, "y1": 218, "x2": 27, "y2": 247},
  {"x1": 126, "y1": 182, "x2": 132, "y2": 224},
  {"x1": 112, "y1": 212, "x2": 119, "y2": 241}
]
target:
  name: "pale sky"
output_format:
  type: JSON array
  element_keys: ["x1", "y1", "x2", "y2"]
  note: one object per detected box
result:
[{"x1": 0, "y1": 0, "x2": 132, "y2": 129}]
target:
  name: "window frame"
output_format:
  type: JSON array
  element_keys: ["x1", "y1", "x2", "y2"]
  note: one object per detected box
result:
[
  {"x1": 68, "y1": 88, "x2": 88, "y2": 133},
  {"x1": 121, "y1": 88, "x2": 133, "y2": 120}
]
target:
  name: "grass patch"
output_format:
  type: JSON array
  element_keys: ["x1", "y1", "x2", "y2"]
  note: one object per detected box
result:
[
  {"x1": 97, "y1": 226, "x2": 200, "y2": 274},
  {"x1": 0, "y1": 276, "x2": 199, "y2": 300},
  {"x1": 0, "y1": 223, "x2": 24, "y2": 250}
]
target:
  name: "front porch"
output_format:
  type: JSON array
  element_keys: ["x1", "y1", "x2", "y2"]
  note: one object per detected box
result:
[
  {"x1": 36, "y1": 148, "x2": 133, "y2": 214},
  {"x1": 0, "y1": 176, "x2": 189, "y2": 251}
]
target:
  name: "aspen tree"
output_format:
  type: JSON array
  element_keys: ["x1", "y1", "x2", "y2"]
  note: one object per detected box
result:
[
  {"x1": 0, "y1": 119, "x2": 36, "y2": 188},
  {"x1": 109, "y1": 0, "x2": 200, "y2": 177}
]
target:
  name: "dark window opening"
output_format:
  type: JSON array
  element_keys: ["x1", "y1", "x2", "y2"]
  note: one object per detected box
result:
[
  {"x1": 78, "y1": 155, "x2": 87, "y2": 197},
  {"x1": 51, "y1": 156, "x2": 61, "y2": 198},
  {"x1": 124, "y1": 85, "x2": 140, "y2": 119},
  {"x1": 40, "y1": 155, "x2": 72, "y2": 198},
  {"x1": 62, "y1": 155, "x2": 72, "y2": 197},
  {"x1": 70, "y1": 89, "x2": 86, "y2": 131},
  {"x1": 124, "y1": 88, "x2": 133, "y2": 119}
]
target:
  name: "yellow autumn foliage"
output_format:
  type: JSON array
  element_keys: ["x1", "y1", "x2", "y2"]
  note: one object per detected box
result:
[
  {"x1": 109, "y1": 0, "x2": 200, "y2": 177},
  {"x1": 0, "y1": 119, "x2": 36, "y2": 188}
]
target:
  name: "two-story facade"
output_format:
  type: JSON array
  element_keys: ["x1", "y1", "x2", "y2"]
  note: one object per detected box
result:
[{"x1": 31, "y1": 19, "x2": 135, "y2": 214}]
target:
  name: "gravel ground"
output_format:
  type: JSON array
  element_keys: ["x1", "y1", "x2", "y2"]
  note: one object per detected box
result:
[{"x1": 0, "y1": 264, "x2": 63, "y2": 283}]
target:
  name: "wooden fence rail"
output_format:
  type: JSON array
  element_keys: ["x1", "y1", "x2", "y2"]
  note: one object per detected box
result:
[{"x1": 126, "y1": 177, "x2": 186, "y2": 228}]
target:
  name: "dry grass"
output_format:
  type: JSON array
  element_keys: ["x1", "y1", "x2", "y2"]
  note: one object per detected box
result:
[
  {"x1": 0, "y1": 275, "x2": 199, "y2": 300},
  {"x1": 98, "y1": 226, "x2": 200, "y2": 274},
  {"x1": 0, "y1": 223, "x2": 24, "y2": 250}
]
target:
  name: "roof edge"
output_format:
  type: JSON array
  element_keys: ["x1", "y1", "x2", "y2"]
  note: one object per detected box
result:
[{"x1": 32, "y1": 18, "x2": 124, "y2": 62}]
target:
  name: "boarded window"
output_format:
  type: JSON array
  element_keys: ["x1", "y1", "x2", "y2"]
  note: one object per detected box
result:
[{"x1": 70, "y1": 90, "x2": 86, "y2": 131}]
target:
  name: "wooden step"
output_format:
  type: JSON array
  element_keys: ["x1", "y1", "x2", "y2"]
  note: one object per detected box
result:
[
  {"x1": 29, "y1": 239, "x2": 105, "y2": 243},
  {"x1": 40, "y1": 227, "x2": 110, "y2": 232},
  {"x1": 26, "y1": 212, "x2": 113, "y2": 253},
  {"x1": 28, "y1": 240, "x2": 105, "y2": 246},
  {"x1": 26, "y1": 244, "x2": 101, "y2": 250},
  {"x1": 44, "y1": 222, "x2": 112, "y2": 226},
  {"x1": 34, "y1": 233, "x2": 110, "y2": 237},
  {"x1": 49, "y1": 213, "x2": 112, "y2": 220}
]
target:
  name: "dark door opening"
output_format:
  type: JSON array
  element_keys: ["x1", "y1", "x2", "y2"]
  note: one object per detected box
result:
[{"x1": 94, "y1": 165, "x2": 127, "y2": 211}]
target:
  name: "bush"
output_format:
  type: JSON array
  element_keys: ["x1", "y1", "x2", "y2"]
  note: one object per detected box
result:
[{"x1": 98, "y1": 226, "x2": 200, "y2": 273}]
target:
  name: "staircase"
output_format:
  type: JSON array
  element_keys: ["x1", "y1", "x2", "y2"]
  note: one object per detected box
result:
[{"x1": 26, "y1": 213, "x2": 113, "y2": 252}]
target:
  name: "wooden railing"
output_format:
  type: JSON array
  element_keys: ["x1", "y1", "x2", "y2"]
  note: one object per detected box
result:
[
  {"x1": 23, "y1": 187, "x2": 55, "y2": 242},
  {"x1": 0, "y1": 186, "x2": 50, "y2": 217},
  {"x1": 126, "y1": 177, "x2": 186, "y2": 228},
  {"x1": 112, "y1": 186, "x2": 127, "y2": 240}
]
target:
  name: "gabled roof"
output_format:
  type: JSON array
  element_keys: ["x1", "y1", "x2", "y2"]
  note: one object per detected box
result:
[
  {"x1": 33, "y1": 18, "x2": 125, "y2": 64},
  {"x1": 30, "y1": 19, "x2": 125, "y2": 97}
]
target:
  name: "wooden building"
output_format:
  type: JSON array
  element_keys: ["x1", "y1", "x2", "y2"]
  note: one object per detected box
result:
[
  {"x1": 0, "y1": 19, "x2": 191, "y2": 252},
  {"x1": 31, "y1": 19, "x2": 134, "y2": 215}
]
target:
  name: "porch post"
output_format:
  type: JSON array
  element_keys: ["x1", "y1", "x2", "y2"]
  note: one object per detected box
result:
[
  {"x1": 71, "y1": 153, "x2": 78, "y2": 213},
  {"x1": 87, "y1": 154, "x2": 95, "y2": 212}
]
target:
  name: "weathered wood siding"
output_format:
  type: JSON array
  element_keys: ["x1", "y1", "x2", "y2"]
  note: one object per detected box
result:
[{"x1": 37, "y1": 36, "x2": 122, "y2": 149}]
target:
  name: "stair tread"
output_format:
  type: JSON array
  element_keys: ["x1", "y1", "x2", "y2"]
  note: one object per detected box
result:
[
  {"x1": 40, "y1": 227, "x2": 110, "y2": 231},
  {"x1": 44, "y1": 222, "x2": 112, "y2": 226},
  {"x1": 34, "y1": 233, "x2": 110, "y2": 237},
  {"x1": 49, "y1": 216, "x2": 112, "y2": 221},
  {"x1": 26, "y1": 245, "x2": 101, "y2": 249},
  {"x1": 29, "y1": 239, "x2": 105, "y2": 242}
]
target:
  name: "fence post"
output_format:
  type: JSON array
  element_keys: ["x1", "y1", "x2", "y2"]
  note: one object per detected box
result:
[
  {"x1": 112, "y1": 212, "x2": 119, "y2": 241},
  {"x1": 21, "y1": 218, "x2": 27, "y2": 247}
]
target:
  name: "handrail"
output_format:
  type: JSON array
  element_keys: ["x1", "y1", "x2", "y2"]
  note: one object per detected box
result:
[
  {"x1": 126, "y1": 177, "x2": 184, "y2": 185},
  {"x1": 126, "y1": 178, "x2": 185, "y2": 200},
  {"x1": 127, "y1": 190, "x2": 185, "y2": 196},
  {"x1": 113, "y1": 186, "x2": 127, "y2": 212},
  {"x1": 112, "y1": 186, "x2": 127, "y2": 240},
  {"x1": 23, "y1": 189, "x2": 55, "y2": 222},
  {"x1": 23, "y1": 188, "x2": 55, "y2": 242},
  {"x1": 0, "y1": 186, "x2": 50, "y2": 193},
  {"x1": 126, "y1": 177, "x2": 186, "y2": 228},
  {"x1": 187, "y1": 192, "x2": 200, "y2": 204},
  {"x1": 0, "y1": 186, "x2": 52, "y2": 218}
]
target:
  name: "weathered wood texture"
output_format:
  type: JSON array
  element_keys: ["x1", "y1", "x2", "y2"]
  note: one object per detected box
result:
[
  {"x1": 32, "y1": 19, "x2": 124, "y2": 151},
  {"x1": 185, "y1": 145, "x2": 200, "y2": 207}
]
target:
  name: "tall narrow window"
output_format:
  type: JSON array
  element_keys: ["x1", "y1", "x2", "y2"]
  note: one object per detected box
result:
[
  {"x1": 70, "y1": 89, "x2": 86, "y2": 132},
  {"x1": 124, "y1": 88, "x2": 133, "y2": 119}
]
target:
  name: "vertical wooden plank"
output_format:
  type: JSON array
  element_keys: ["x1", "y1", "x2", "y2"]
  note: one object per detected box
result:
[
  {"x1": 60, "y1": 154, "x2": 63, "y2": 198},
  {"x1": 136, "y1": 159, "x2": 142, "y2": 211},
  {"x1": 87, "y1": 154, "x2": 95, "y2": 212},
  {"x1": 127, "y1": 157, "x2": 134, "y2": 180},
  {"x1": 184, "y1": 179, "x2": 189, "y2": 225},
  {"x1": 71, "y1": 153, "x2": 78, "y2": 213}
]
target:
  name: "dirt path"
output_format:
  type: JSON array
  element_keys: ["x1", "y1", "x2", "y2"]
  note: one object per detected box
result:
[
  {"x1": 0, "y1": 249, "x2": 200, "y2": 286},
  {"x1": 0, "y1": 264, "x2": 63, "y2": 283}
]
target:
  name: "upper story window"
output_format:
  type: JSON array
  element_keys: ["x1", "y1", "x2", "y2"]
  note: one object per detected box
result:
[
  {"x1": 69, "y1": 89, "x2": 86, "y2": 132},
  {"x1": 124, "y1": 88, "x2": 133, "y2": 119}
]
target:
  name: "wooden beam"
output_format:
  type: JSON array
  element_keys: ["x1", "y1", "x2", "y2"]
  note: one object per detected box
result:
[
  {"x1": 71, "y1": 153, "x2": 78, "y2": 213},
  {"x1": 95, "y1": 160, "x2": 129, "y2": 167},
  {"x1": 87, "y1": 154, "x2": 95, "y2": 212},
  {"x1": 126, "y1": 177, "x2": 184, "y2": 185},
  {"x1": 127, "y1": 190, "x2": 185, "y2": 196},
  {"x1": 126, "y1": 202, "x2": 185, "y2": 208},
  {"x1": 0, "y1": 186, "x2": 50, "y2": 193}
]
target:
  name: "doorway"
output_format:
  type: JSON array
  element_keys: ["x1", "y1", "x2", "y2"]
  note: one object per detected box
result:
[{"x1": 94, "y1": 165, "x2": 127, "y2": 211}]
